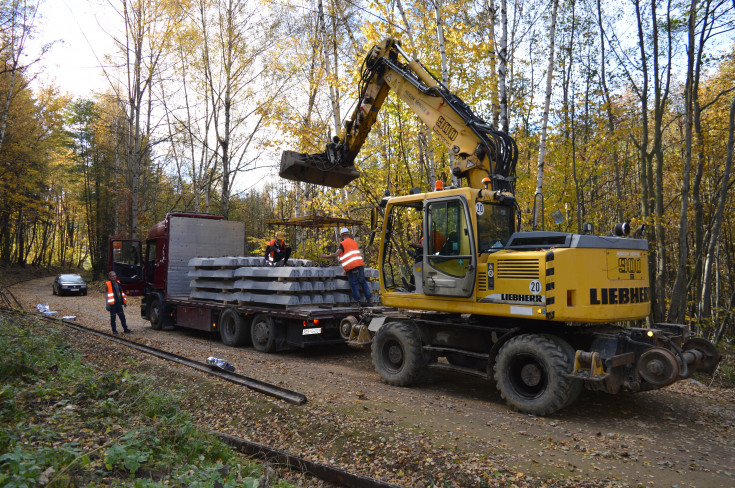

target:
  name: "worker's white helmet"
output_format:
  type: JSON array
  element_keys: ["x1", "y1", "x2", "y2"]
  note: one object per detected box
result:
[{"x1": 340, "y1": 227, "x2": 350, "y2": 235}]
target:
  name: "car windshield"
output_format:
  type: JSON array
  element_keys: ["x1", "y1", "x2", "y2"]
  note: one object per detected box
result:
[{"x1": 59, "y1": 274, "x2": 84, "y2": 283}]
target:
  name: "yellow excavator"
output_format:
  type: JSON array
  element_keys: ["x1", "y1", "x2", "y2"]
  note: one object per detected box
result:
[{"x1": 280, "y1": 38, "x2": 719, "y2": 415}]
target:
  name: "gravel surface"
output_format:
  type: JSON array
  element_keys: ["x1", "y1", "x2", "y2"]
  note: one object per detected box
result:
[{"x1": 6, "y1": 274, "x2": 735, "y2": 487}]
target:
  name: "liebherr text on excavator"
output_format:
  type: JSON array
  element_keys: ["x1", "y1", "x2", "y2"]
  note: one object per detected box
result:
[{"x1": 280, "y1": 38, "x2": 719, "y2": 415}]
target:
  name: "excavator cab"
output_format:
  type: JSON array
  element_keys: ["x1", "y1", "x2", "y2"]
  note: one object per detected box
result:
[{"x1": 379, "y1": 187, "x2": 516, "y2": 311}]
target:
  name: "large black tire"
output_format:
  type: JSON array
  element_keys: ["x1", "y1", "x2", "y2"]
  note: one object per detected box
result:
[
  {"x1": 371, "y1": 321, "x2": 427, "y2": 386},
  {"x1": 147, "y1": 295, "x2": 164, "y2": 331},
  {"x1": 219, "y1": 308, "x2": 251, "y2": 347},
  {"x1": 543, "y1": 334, "x2": 584, "y2": 408},
  {"x1": 493, "y1": 334, "x2": 577, "y2": 416},
  {"x1": 250, "y1": 314, "x2": 277, "y2": 353}
]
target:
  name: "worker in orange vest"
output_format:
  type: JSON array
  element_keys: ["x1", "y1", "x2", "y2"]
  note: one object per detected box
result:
[
  {"x1": 322, "y1": 227, "x2": 373, "y2": 306},
  {"x1": 105, "y1": 271, "x2": 131, "y2": 334},
  {"x1": 264, "y1": 231, "x2": 291, "y2": 266}
]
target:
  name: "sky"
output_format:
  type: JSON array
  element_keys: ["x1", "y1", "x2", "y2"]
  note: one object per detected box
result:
[
  {"x1": 31, "y1": 0, "x2": 116, "y2": 98},
  {"x1": 29, "y1": 0, "x2": 280, "y2": 192}
]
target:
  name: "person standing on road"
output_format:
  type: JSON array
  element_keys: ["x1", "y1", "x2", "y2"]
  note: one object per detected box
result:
[
  {"x1": 322, "y1": 227, "x2": 374, "y2": 306},
  {"x1": 264, "y1": 231, "x2": 291, "y2": 266},
  {"x1": 105, "y1": 271, "x2": 131, "y2": 334}
]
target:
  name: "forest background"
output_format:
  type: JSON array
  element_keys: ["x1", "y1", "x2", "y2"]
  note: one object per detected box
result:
[{"x1": 0, "y1": 0, "x2": 734, "y2": 342}]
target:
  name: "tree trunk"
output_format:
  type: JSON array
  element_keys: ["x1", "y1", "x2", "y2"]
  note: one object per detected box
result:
[
  {"x1": 700, "y1": 95, "x2": 735, "y2": 324},
  {"x1": 435, "y1": 1, "x2": 458, "y2": 187},
  {"x1": 318, "y1": 0, "x2": 340, "y2": 135},
  {"x1": 650, "y1": 0, "x2": 673, "y2": 322},
  {"x1": 498, "y1": 0, "x2": 509, "y2": 132},
  {"x1": 533, "y1": 0, "x2": 559, "y2": 231},
  {"x1": 668, "y1": 0, "x2": 698, "y2": 323},
  {"x1": 632, "y1": 0, "x2": 653, "y2": 324}
]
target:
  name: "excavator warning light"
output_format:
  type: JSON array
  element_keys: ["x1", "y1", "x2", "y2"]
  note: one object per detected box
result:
[
  {"x1": 482, "y1": 177, "x2": 491, "y2": 189},
  {"x1": 647, "y1": 330, "x2": 654, "y2": 338},
  {"x1": 434, "y1": 180, "x2": 444, "y2": 191}
]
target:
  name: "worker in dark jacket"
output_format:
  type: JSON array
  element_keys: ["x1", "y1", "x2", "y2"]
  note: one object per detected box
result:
[
  {"x1": 105, "y1": 271, "x2": 131, "y2": 334},
  {"x1": 264, "y1": 231, "x2": 291, "y2": 266}
]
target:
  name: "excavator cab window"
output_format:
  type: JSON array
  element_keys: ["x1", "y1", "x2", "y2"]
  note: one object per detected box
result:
[
  {"x1": 380, "y1": 202, "x2": 423, "y2": 292},
  {"x1": 476, "y1": 203, "x2": 515, "y2": 253},
  {"x1": 426, "y1": 199, "x2": 473, "y2": 279}
]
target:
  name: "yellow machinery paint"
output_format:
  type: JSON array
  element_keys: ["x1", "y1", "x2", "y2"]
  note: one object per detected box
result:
[{"x1": 379, "y1": 187, "x2": 650, "y2": 324}]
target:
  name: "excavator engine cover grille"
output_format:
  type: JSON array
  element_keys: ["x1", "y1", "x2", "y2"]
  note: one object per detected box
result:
[{"x1": 280, "y1": 150, "x2": 360, "y2": 188}]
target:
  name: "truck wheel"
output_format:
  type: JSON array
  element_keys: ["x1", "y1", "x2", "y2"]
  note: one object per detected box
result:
[
  {"x1": 372, "y1": 321, "x2": 427, "y2": 386},
  {"x1": 251, "y1": 314, "x2": 276, "y2": 353},
  {"x1": 219, "y1": 308, "x2": 251, "y2": 347},
  {"x1": 147, "y1": 296, "x2": 164, "y2": 330},
  {"x1": 493, "y1": 334, "x2": 577, "y2": 416}
]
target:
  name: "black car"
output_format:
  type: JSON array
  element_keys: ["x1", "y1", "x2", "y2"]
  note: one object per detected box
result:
[{"x1": 53, "y1": 274, "x2": 88, "y2": 296}]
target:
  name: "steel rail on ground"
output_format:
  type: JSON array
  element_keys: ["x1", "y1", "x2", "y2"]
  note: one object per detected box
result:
[
  {"x1": 0, "y1": 307, "x2": 306, "y2": 405},
  {"x1": 0, "y1": 308, "x2": 406, "y2": 488},
  {"x1": 216, "y1": 432, "x2": 405, "y2": 488}
]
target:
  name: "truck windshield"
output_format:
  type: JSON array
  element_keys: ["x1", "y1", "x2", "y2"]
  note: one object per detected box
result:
[{"x1": 476, "y1": 203, "x2": 514, "y2": 253}]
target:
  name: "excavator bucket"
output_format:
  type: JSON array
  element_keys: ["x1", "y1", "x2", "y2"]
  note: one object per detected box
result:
[{"x1": 279, "y1": 150, "x2": 360, "y2": 188}]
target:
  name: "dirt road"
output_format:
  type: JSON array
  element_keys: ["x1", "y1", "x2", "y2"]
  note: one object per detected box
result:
[{"x1": 9, "y1": 276, "x2": 735, "y2": 487}]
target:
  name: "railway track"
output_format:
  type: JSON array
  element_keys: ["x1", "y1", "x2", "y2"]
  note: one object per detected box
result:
[{"x1": 0, "y1": 305, "x2": 405, "y2": 488}]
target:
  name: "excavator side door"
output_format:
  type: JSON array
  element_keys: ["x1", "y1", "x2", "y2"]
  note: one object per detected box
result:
[{"x1": 422, "y1": 197, "x2": 476, "y2": 297}]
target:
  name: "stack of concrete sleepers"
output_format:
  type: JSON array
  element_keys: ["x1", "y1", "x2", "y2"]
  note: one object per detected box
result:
[
  {"x1": 187, "y1": 257, "x2": 379, "y2": 308},
  {"x1": 326, "y1": 266, "x2": 380, "y2": 304}
]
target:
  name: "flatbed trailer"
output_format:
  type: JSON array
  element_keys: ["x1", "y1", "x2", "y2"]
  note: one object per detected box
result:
[
  {"x1": 143, "y1": 295, "x2": 362, "y2": 352},
  {"x1": 110, "y1": 211, "x2": 363, "y2": 352}
]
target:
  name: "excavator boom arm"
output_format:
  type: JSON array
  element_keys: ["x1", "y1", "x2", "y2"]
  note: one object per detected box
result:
[{"x1": 280, "y1": 38, "x2": 517, "y2": 193}]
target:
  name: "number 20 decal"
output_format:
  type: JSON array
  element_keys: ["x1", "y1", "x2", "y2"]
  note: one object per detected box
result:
[{"x1": 529, "y1": 280, "x2": 542, "y2": 295}]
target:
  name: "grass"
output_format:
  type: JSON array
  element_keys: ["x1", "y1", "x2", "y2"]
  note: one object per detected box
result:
[{"x1": 0, "y1": 312, "x2": 296, "y2": 487}]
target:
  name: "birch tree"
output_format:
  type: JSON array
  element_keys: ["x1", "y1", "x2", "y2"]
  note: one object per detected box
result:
[
  {"x1": 106, "y1": 0, "x2": 182, "y2": 238},
  {"x1": 532, "y1": 0, "x2": 559, "y2": 230}
]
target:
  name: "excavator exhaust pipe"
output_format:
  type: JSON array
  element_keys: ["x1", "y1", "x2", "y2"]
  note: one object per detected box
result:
[{"x1": 279, "y1": 150, "x2": 360, "y2": 188}]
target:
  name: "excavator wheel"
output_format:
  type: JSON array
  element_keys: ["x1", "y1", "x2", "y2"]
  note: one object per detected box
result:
[
  {"x1": 372, "y1": 321, "x2": 427, "y2": 386},
  {"x1": 543, "y1": 334, "x2": 584, "y2": 408},
  {"x1": 493, "y1": 334, "x2": 578, "y2": 416}
]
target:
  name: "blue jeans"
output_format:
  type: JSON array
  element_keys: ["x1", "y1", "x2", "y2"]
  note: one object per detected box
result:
[
  {"x1": 109, "y1": 303, "x2": 128, "y2": 333},
  {"x1": 346, "y1": 266, "x2": 373, "y2": 303}
]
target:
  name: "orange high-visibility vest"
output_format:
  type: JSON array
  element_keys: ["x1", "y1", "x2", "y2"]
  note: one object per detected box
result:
[
  {"x1": 265, "y1": 238, "x2": 286, "y2": 262},
  {"x1": 339, "y1": 237, "x2": 365, "y2": 272},
  {"x1": 106, "y1": 280, "x2": 127, "y2": 305}
]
